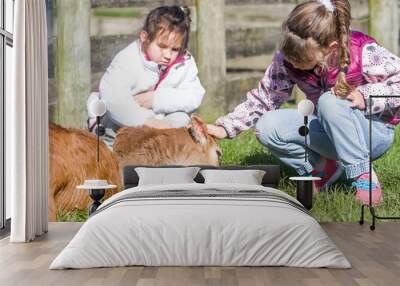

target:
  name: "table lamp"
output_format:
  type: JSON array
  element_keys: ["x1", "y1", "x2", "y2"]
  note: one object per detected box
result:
[
  {"x1": 297, "y1": 99, "x2": 315, "y2": 163},
  {"x1": 79, "y1": 98, "x2": 110, "y2": 215},
  {"x1": 89, "y1": 98, "x2": 107, "y2": 163},
  {"x1": 290, "y1": 99, "x2": 320, "y2": 210}
]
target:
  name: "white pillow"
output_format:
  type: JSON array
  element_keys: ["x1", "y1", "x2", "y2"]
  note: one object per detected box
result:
[
  {"x1": 135, "y1": 167, "x2": 201, "y2": 186},
  {"x1": 200, "y1": 169, "x2": 266, "y2": 185}
]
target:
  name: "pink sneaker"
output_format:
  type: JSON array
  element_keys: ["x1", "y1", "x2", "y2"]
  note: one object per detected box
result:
[
  {"x1": 353, "y1": 172, "x2": 383, "y2": 206},
  {"x1": 311, "y1": 159, "x2": 343, "y2": 192}
]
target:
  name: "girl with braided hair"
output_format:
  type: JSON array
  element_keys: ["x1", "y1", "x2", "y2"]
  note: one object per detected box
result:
[{"x1": 208, "y1": 0, "x2": 400, "y2": 205}]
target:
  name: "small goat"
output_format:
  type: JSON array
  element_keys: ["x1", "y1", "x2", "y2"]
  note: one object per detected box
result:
[{"x1": 49, "y1": 115, "x2": 221, "y2": 221}]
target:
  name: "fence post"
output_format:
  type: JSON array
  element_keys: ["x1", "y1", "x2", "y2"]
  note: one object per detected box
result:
[
  {"x1": 196, "y1": 0, "x2": 226, "y2": 121},
  {"x1": 54, "y1": 0, "x2": 91, "y2": 128},
  {"x1": 369, "y1": 0, "x2": 399, "y2": 55}
]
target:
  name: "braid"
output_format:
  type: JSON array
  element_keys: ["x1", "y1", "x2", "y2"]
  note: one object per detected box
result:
[{"x1": 333, "y1": 0, "x2": 353, "y2": 98}]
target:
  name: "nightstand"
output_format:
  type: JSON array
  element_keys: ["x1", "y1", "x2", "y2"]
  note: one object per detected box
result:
[
  {"x1": 77, "y1": 180, "x2": 117, "y2": 215},
  {"x1": 289, "y1": 176, "x2": 321, "y2": 210}
]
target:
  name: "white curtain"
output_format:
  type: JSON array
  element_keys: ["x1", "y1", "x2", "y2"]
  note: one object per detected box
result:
[{"x1": 7, "y1": 0, "x2": 48, "y2": 242}]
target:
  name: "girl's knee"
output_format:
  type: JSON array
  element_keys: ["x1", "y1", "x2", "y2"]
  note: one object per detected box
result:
[
  {"x1": 255, "y1": 113, "x2": 277, "y2": 147},
  {"x1": 317, "y1": 92, "x2": 336, "y2": 114},
  {"x1": 317, "y1": 91, "x2": 349, "y2": 118}
]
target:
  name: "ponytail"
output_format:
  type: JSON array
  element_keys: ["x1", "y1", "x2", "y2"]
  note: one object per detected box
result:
[
  {"x1": 332, "y1": 0, "x2": 353, "y2": 98},
  {"x1": 180, "y1": 6, "x2": 191, "y2": 19}
]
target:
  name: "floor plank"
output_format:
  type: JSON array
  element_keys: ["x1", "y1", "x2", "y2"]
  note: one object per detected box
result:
[{"x1": 0, "y1": 222, "x2": 399, "y2": 286}]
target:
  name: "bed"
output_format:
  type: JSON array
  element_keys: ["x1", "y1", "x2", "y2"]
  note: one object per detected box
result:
[{"x1": 50, "y1": 165, "x2": 350, "y2": 269}]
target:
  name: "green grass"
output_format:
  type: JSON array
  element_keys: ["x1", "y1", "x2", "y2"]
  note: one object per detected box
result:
[
  {"x1": 93, "y1": 7, "x2": 141, "y2": 18},
  {"x1": 219, "y1": 128, "x2": 400, "y2": 222},
  {"x1": 58, "y1": 125, "x2": 400, "y2": 223},
  {"x1": 57, "y1": 208, "x2": 88, "y2": 222}
]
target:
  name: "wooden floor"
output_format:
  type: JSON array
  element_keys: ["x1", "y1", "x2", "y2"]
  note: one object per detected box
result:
[{"x1": 0, "y1": 222, "x2": 399, "y2": 286}]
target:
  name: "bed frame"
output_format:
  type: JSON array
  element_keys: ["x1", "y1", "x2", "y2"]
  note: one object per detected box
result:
[{"x1": 123, "y1": 165, "x2": 281, "y2": 189}]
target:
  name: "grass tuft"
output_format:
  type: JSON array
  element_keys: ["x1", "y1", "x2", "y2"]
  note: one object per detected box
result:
[{"x1": 57, "y1": 208, "x2": 88, "y2": 222}]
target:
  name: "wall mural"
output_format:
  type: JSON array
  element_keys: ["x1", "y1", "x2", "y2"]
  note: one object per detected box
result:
[{"x1": 47, "y1": 0, "x2": 400, "y2": 223}]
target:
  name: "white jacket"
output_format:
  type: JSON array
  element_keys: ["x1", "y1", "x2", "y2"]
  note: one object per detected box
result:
[{"x1": 98, "y1": 39, "x2": 205, "y2": 126}]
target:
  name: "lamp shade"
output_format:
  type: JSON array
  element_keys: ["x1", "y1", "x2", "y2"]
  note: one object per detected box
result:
[
  {"x1": 297, "y1": 99, "x2": 315, "y2": 117},
  {"x1": 89, "y1": 98, "x2": 107, "y2": 117}
]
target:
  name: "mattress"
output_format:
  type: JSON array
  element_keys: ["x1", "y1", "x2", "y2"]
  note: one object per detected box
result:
[{"x1": 50, "y1": 183, "x2": 351, "y2": 269}]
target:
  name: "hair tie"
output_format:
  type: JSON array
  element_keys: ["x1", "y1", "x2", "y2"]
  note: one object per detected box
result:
[
  {"x1": 340, "y1": 66, "x2": 348, "y2": 74},
  {"x1": 317, "y1": 0, "x2": 335, "y2": 13}
]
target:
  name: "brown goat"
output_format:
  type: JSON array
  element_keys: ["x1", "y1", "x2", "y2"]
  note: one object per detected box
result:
[
  {"x1": 49, "y1": 123, "x2": 121, "y2": 221},
  {"x1": 49, "y1": 115, "x2": 221, "y2": 221},
  {"x1": 113, "y1": 115, "x2": 222, "y2": 172}
]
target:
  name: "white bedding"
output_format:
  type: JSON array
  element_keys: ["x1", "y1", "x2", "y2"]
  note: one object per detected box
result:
[{"x1": 50, "y1": 183, "x2": 351, "y2": 269}]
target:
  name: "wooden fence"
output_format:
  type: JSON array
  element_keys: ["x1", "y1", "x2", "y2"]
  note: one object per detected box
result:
[{"x1": 49, "y1": 0, "x2": 399, "y2": 127}]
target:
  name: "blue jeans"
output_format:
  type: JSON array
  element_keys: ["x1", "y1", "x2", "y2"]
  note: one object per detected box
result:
[{"x1": 255, "y1": 92, "x2": 395, "y2": 179}]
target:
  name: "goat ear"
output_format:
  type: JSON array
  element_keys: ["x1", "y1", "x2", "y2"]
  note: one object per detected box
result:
[{"x1": 189, "y1": 114, "x2": 208, "y2": 145}]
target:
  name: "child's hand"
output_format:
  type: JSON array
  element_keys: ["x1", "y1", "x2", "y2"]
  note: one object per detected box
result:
[
  {"x1": 207, "y1": 124, "x2": 228, "y2": 139},
  {"x1": 331, "y1": 88, "x2": 366, "y2": 110},
  {"x1": 346, "y1": 90, "x2": 366, "y2": 110},
  {"x1": 135, "y1": 90, "x2": 154, "y2": 109}
]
